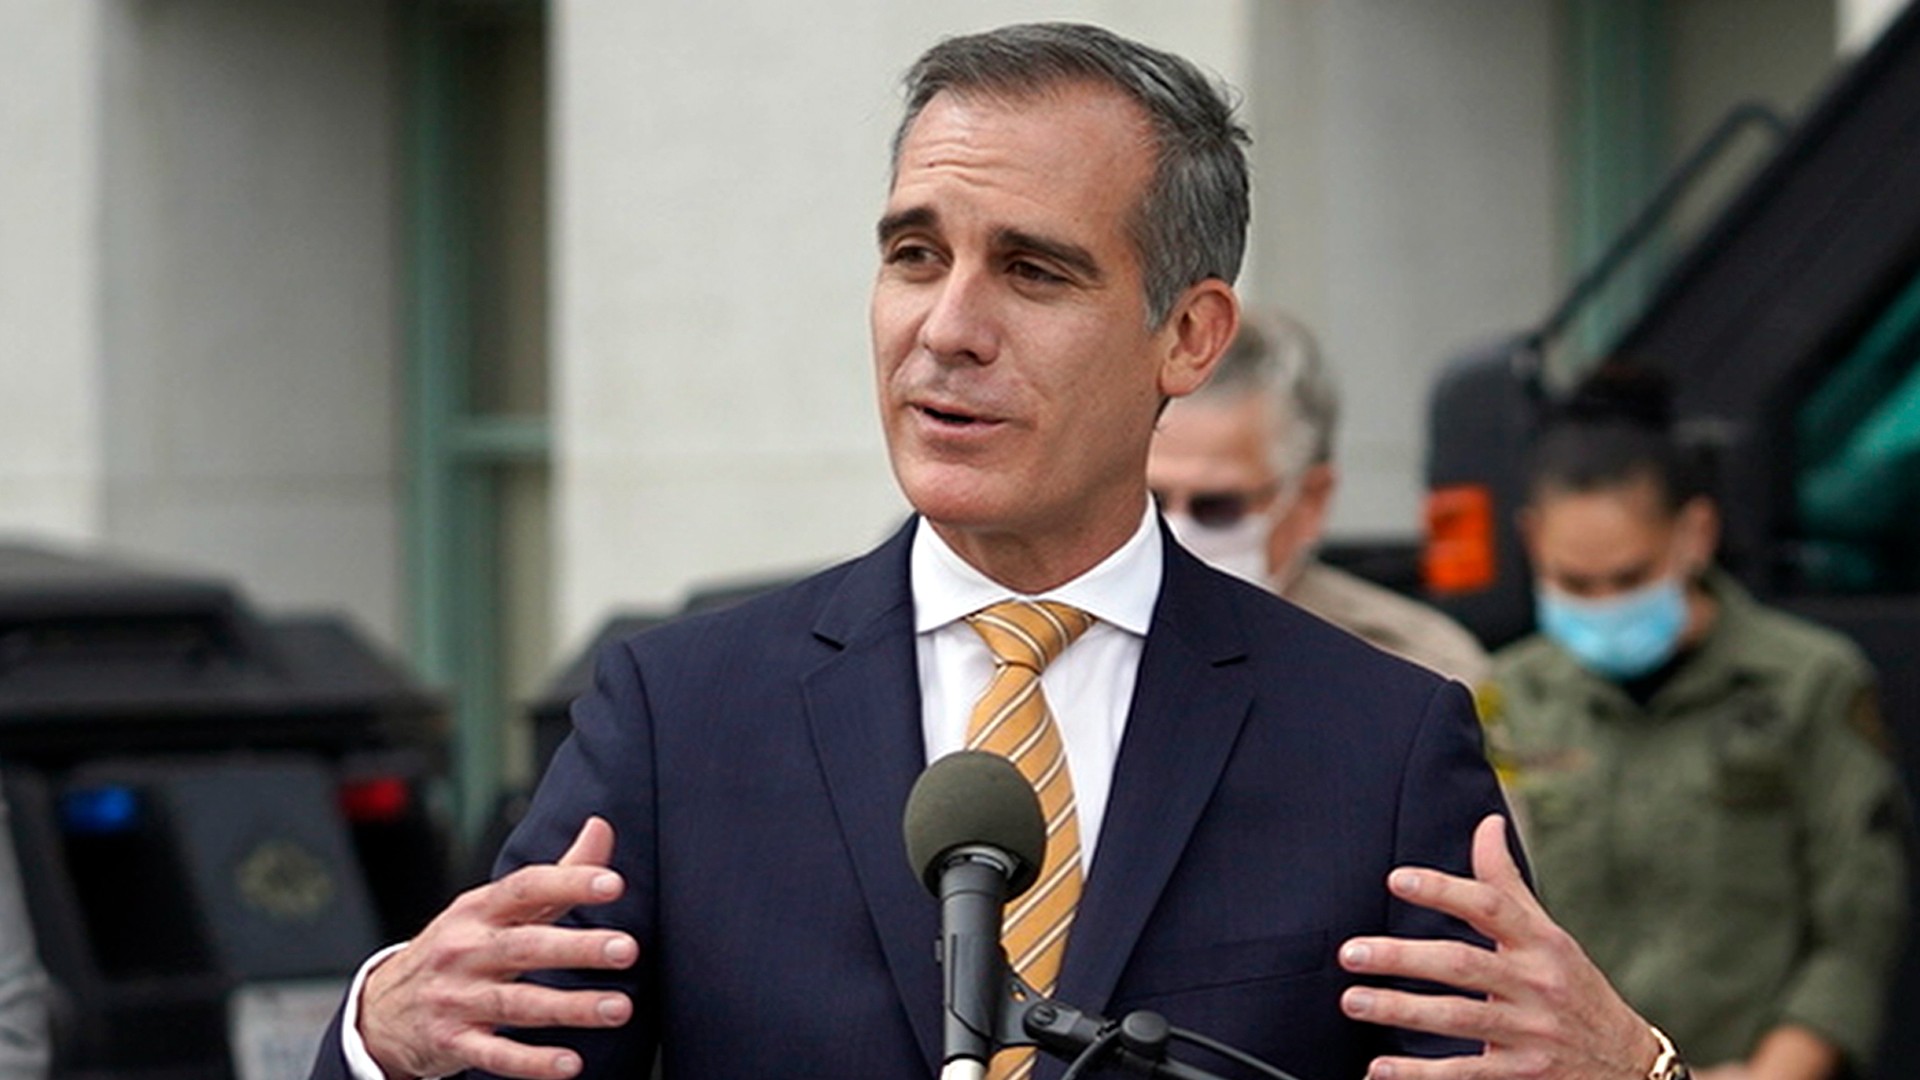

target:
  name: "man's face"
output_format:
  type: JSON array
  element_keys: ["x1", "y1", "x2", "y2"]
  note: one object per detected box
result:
[
  {"x1": 871, "y1": 85, "x2": 1223, "y2": 583},
  {"x1": 1148, "y1": 394, "x2": 1279, "y2": 522},
  {"x1": 1149, "y1": 393, "x2": 1331, "y2": 583}
]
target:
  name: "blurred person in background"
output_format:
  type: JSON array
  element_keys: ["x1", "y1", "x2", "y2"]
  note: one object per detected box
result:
[
  {"x1": 1148, "y1": 314, "x2": 1490, "y2": 686},
  {"x1": 1488, "y1": 364, "x2": 1909, "y2": 1080}
]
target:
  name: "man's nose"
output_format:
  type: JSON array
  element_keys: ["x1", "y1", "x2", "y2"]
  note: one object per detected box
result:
[{"x1": 918, "y1": 265, "x2": 999, "y2": 365}]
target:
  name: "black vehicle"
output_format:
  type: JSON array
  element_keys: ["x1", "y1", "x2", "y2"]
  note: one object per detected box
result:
[{"x1": 0, "y1": 543, "x2": 453, "y2": 1080}]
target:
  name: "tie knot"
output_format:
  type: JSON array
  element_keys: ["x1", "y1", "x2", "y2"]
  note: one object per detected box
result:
[{"x1": 965, "y1": 600, "x2": 1095, "y2": 673}]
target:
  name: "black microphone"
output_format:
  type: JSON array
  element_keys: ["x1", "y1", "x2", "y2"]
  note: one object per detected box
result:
[{"x1": 904, "y1": 751, "x2": 1048, "y2": 1080}]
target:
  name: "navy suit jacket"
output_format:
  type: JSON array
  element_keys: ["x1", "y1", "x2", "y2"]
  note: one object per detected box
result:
[{"x1": 314, "y1": 520, "x2": 1510, "y2": 1080}]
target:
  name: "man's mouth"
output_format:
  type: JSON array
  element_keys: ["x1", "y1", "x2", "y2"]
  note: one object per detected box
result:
[{"x1": 917, "y1": 403, "x2": 992, "y2": 426}]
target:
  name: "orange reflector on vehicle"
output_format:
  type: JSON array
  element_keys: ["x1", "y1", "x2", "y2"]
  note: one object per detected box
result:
[{"x1": 1423, "y1": 484, "x2": 1496, "y2": 594}]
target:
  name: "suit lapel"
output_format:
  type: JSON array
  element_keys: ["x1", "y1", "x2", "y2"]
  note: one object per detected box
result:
[
  {"x1": 1055, "y1": 535, "x2": 1255, "y2": 1017},
  {"x1": 801, "y1": 522, "x2": 942, "y2": 1072}
]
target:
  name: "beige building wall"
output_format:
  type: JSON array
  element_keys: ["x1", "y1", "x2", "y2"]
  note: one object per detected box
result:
[
  {"x1": 94, "y1": 0, "x2": 406, "y2": 647},
  {"x1": 0, "y1": 1, "x2": 104, "y2": 543},
  {"x1": 0, "y1": 1, "x2": 408, "y2": 648},
  {"x1": 1247, "y1": 1, "x2": 1562, "y2": 539},
  {"x1": 2, "y1": 0, "x2": 406, "y2": 648}
]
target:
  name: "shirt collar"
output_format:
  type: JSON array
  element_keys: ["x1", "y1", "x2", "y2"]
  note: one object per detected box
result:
[{"x1": 910, "y1": 504, "x2": 1162, "y2": 637}]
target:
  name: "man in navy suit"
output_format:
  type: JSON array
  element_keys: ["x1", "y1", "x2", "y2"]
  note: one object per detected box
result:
[{"x1": 325, "y1": 23, "x2": 1681, "y2": 1080}]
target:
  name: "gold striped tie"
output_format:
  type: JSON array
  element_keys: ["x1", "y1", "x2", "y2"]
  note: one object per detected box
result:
[{"x1": 964, "y1": 599, "x2": 1095, "y2": 1080}]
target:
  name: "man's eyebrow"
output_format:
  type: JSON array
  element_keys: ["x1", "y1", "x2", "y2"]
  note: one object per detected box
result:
[
  {"x1": 1610, "y1": 562, "x2": 1657, "y2": 588},
  {"x1": 997, "y1": 228, "x2": 1102, "y2": 283},
  {"x1": 877, "y1": 206, "x2": 937, "y2": 246}
]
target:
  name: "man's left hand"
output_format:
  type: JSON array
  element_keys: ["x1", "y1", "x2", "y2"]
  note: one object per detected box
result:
[{"x1": 1336, "y1": 814, "x2": 1661, "y2": 1080}]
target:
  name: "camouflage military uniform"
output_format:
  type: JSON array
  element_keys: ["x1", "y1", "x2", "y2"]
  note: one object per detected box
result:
[{"x1": 1488, "y1": 570, "x2": 1908, "y2": 1068}]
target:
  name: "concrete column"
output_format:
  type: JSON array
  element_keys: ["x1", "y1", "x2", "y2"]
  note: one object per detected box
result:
[
  {"x1": 0, "y1": 1, "x2": 105, "y2": 542},
  {"x1": 95, "y1": 0, "x2": 406, "y2": 645},
  {"x1": 1246, "y1": 1, "x2": 1561, "y2": 537}
]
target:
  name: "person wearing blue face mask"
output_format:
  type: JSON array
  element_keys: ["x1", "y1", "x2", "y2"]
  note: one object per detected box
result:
[
  {"x1": 1488, "y1": 364, "x2": 1909, "y2": 1080},
  {"x1": 1527, "y1": 494, "x2": 1706, "y2": 683}
]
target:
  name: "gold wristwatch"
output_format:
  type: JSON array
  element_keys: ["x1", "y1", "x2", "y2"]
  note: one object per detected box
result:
[{"x1": 1647, "y1": 1024, "x2": 1690, "y2": 1080}]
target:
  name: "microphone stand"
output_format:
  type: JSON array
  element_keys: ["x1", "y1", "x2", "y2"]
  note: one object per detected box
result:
[{"x1": 976, "y1": 972, "x2": 1296, "y2": 1080}]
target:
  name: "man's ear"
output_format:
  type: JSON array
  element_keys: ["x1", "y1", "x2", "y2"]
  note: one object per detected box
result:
[
  {"x1": 1157, "y1": 281, "x2": 1240, "y2": 399},
  {"x1": 1516, "y1": 504, "x2": 1541, "y2": 563},
  {"x1": 1268, "y1": 463, "x2": 1337, "y2": 576},
  {"x1": 1676, "y1": 495, "x2": 1720, "y2": 575},
  {"x1": 1288, "y1": 464, "x2": 1337, "y2": 542}
]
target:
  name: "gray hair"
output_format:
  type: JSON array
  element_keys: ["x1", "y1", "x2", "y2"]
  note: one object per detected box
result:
[
  {"x1": 893, "y1": 22, "x2": 1251, "y2": 328},
  {"x1": 1194, "y1": 313, "x2": 1340, "y2": 481}
]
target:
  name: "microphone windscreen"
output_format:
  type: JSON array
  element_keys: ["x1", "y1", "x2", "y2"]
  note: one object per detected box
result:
[{"x1": 903, "y1": 750, "x2": 1047, "y2": 899}]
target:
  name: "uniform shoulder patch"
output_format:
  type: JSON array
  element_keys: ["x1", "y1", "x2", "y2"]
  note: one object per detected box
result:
[{"x1": 1848, "y1": 687, "x2": 1897, "y2": 759}]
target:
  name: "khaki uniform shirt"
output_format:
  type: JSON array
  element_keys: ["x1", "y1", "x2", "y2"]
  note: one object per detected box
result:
[
  {"x1": 1282, "y1": 560, "x2": 1490, "y2": 687},
  {"x1": 1489, "y1": 571, "x2": 1908, "y2": 1068}
]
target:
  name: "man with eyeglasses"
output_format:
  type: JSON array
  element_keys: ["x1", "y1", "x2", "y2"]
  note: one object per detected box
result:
[{"x1": 1149, "y1": 314, "x2": 1490, "y2": 686}]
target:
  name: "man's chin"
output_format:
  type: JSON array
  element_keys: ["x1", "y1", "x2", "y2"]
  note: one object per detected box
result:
[
  {"x1": 892, "y1": 460, "x2": 1012, "y2": 524},
  {"x1": 903, "y1": 490, "x2": 1014, "y2": 533}
]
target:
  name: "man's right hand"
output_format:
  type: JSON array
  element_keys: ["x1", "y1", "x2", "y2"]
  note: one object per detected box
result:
[{"x1": 359, "y1": 816, "x2": 639, "y2": 1080}]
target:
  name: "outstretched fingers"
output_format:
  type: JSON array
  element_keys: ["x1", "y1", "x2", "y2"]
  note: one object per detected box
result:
[
  {"x1": 558, "y1": 815, "x2": 616, "y2": 869},
  {"x1": 1341, "y1": 982, "x2": 1502, "y2": 1043},
  {"x1": 466, "y1": 980, "x2": 635, "y2": 1031},
  {"x1": 358, "y1": 816, "x2": 639, "y2": 1080},
  {"x1": 483, "y1": 925, "x2": 639, "y2": 977},
  {"x1": 1340, "y1": 814, "x2": 1662, "y2": 1078},
  {"x1": 1340, "y1": 935, "x2": 1507, "y2": 1000},
  {"x1": 1467, "y1": 814, "x2": 1530, "y2": 897},
  {"x1": 474, "y1": 819, "x2": 625, "y2": 927},
  {"x1": 1384, "y1": 815, "x2": 1539, "y2": 946},
  {"x1": 447, "y1": 1030, "x2": 587, "y2": 1080},
  {"x1": 1351, "y1": 1048, "x2": 1555, "y2": 1080}
]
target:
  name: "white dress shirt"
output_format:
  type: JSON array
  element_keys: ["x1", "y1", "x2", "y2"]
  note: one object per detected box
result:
[
  {"x1": 343, "y1": 506, "x2": 1163, "y2": 1077},
  {"x1": 911, "y1": 507, "x2": 1160, "y2": 867}
]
